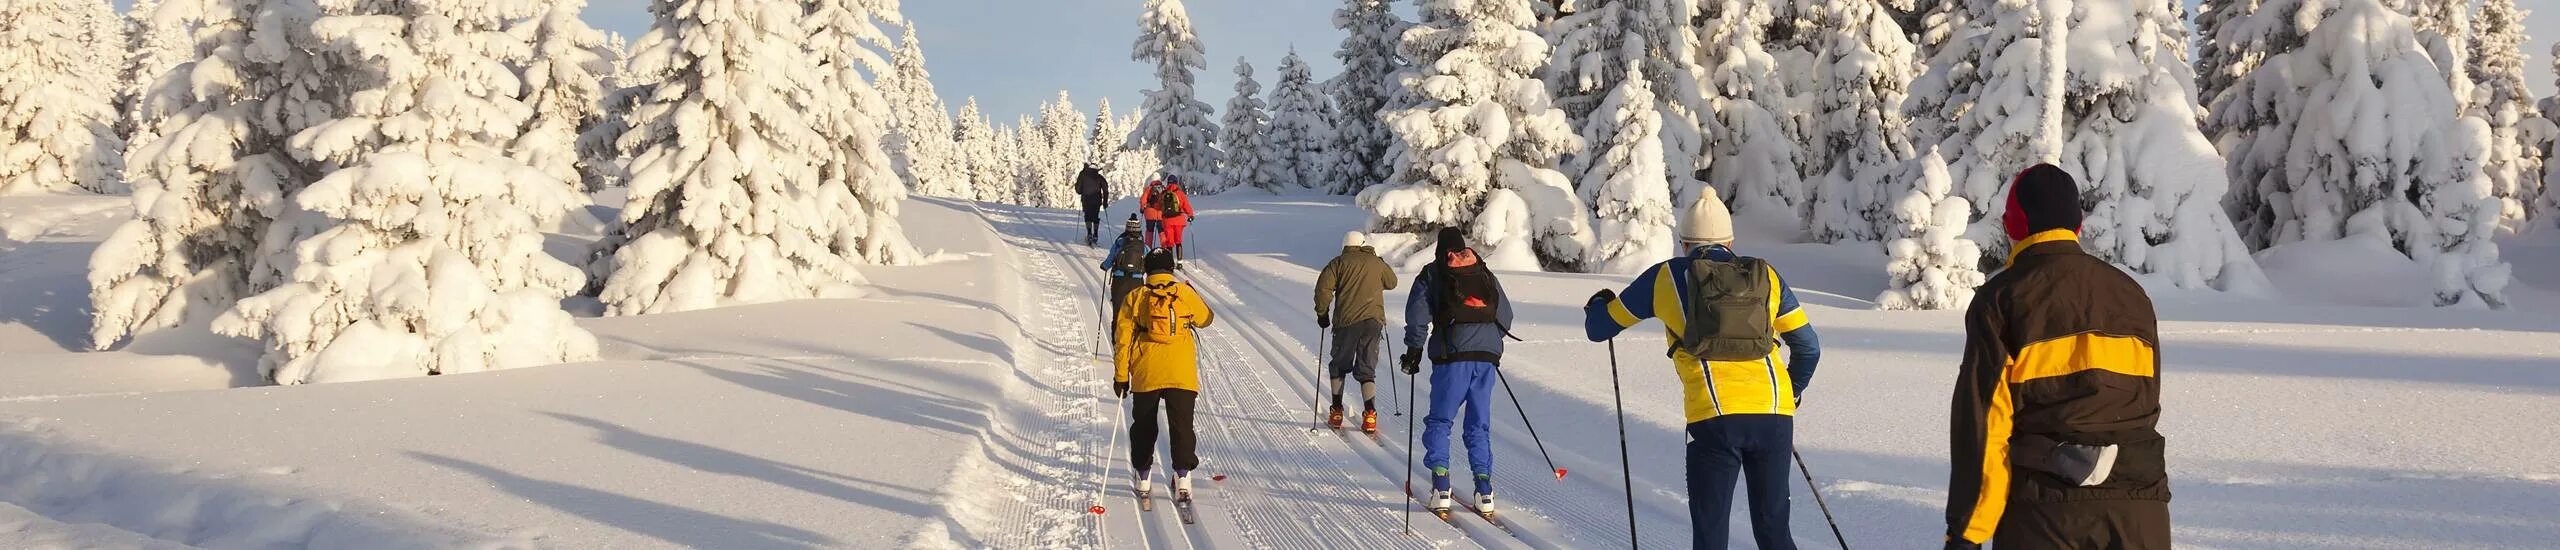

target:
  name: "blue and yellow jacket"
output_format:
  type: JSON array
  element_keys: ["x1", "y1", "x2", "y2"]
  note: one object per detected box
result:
[{"x1": 1582, "y1": 244, "x2": 1821, "y2": 423}]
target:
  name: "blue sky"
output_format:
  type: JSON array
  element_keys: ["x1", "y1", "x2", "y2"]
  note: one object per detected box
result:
[{"x1": 574, "y1": 0, "x2": 2559, "y2": 123}]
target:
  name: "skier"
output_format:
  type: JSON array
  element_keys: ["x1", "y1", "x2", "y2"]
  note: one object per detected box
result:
[
  {"x1": 1115, "y1": 248, "x2": 1216, "y2": 505},
  {"x1": 1157, "y1": 177, "x2": 1196, "y2": 259},
  {"x1": 1580, "y1": 189, "x2": 1822, "y2": 550},
  {"x1": 1313, "y1": 231, "x2": 1398, "y2": 433},
  {"x1": 1943, "y1": 165, "x2": 2168, "y2": 550},
  {"x1": 1099, "y1": 215, "x2": 1150, "y2": 331},
  {"x1": 1399, "y1": 227, "x2": 1514, "y2": 516},
  {"x1": 1140, "y1": 178, "x2": 1167, "y2": 247},
  {"x1": 1076, "y1": 162, "x2": 1111, "y2": 245}
]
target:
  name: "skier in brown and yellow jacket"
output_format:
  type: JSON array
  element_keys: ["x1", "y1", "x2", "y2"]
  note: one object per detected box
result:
[
  {"x1": 1114, "y1": 249, "x2": 1215, "y2": 500},
  {"x1": 1945, "y1": 164, "x2": 2169, "y2": 549}
]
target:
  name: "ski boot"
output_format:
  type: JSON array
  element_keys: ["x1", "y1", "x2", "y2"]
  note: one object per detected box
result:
[
  {"x1": 1134, "y1": 470, "x2": 1152, "y2": 498},
  {"x1": 1327, "y1": 404, "x2": 1346, "y2": 430},
  {"x1": 1428, "y1": 470, "x2": 1455, "y2": 517},
  {"x1": 1472, "y1": 475, "x2": 1497, "y2": 515},
  {"x1": 1360, "y1": 410, "x2": 1378, "y2": 434},
  {"x1": 1173, "y1": 470, "x2": 1194, "y2": 500}
]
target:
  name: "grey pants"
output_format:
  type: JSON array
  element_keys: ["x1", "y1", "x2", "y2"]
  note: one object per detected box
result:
[{"x1": 1328, "y1": 319, "x2": 1384, "y2": 383}]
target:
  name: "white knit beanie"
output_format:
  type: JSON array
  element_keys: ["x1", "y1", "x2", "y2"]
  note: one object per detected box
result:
[
  {"x1": 1681, "y1": 188, "x2": 1735, "y2": 245},
  {"x1": 1343, "y1": 231, "x2": 1369, "y2": 247}
]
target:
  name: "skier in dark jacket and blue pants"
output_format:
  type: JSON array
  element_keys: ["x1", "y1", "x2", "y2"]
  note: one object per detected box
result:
[{"x1": 1400, "y1": 227, "x2": 1515, "y2": 516}]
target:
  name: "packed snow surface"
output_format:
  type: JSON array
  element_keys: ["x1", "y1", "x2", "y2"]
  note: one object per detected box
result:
[{"x1": 0, "y1": 193, "x2": 2553, "y2": 548}]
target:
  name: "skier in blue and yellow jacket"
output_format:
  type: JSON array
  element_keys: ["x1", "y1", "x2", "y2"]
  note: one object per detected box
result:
[{"x1": 1582, "y1": 189, "x2": 1821, "y2": 550}]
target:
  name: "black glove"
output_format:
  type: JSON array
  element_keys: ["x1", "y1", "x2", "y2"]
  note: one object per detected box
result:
[
  {"x1": 1944, "y1": 540, "x2": 1981, "y2": 550},
  {"x1": 1317, "y1": 314, "x2": 1330, "y2": 329},
  {"x1": 1399, "y1": 349, "x2": 1422, "y2": 375},
  {"x1": 1114, "y1": 382, "x2": 1130, "y2": 398},
  {"x1": 1588, "y1": 289, "x2": 1617, "y2": 308}
]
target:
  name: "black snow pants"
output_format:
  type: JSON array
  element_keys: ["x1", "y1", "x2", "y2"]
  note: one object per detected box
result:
[
  {"x1": 1130, "y1": 389, "x2": 1199, "y2": 473},
  {"x1": 1992, "y1": 499, "x2": 2171, "y2": 550}
]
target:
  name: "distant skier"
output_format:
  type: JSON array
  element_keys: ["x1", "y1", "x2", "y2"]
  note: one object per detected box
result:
[
  {"x1": 1077, "y1": 163, "x2": 1110, "y2": 245},
  {"x1": 1140, "y1": 179, "x2": 1167, "y2": 247},
  {"x1": 1581, "y1": 188, "x2": 1823, "y2": 550},
  {"x1": 1313, "y1": 231, "x2": 1398, "y2": 433},
  {"x1": 1099, "y1": 215, "x2": 1150, "y2": 332},
  {"x1": 1400, "y1": 227, "x2": 1513, "y2": 516},
  {"x1": 1157, "y1": 177, "x2": 1196, "y2": 259},
  {"x1": 1943, "y1": 165, "x2": 2168, "y2": 550},
  {"x1": 1114, "y1": 249, "x2": 1216, "y2": 503}
]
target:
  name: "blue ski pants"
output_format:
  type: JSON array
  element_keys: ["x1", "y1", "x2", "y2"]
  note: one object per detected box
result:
[
  {"x1": 1422, "y1": 361, "x2": 1497, "y2": 485},
  {"x1": 1687, "y1": 414, "x2": 1796, "y2": 550}
]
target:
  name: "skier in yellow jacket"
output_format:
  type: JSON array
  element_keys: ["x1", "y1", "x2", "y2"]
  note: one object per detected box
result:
[{"x1": 1114, "y1": 249, "x2": 1216, "y2": 501}]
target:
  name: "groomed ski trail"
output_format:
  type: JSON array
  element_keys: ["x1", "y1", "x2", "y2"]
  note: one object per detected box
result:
[
  {"x1": 1175, "y1": 246, "x2": 1710, "y2": 548},
  {"x1": 980, "y1": 204, "x2": 1493, "y2": 549}
]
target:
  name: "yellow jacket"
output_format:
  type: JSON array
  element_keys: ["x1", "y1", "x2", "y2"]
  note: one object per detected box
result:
[{"x1": 1115, "y1": 274, "x2": 1216, "y2": 393}]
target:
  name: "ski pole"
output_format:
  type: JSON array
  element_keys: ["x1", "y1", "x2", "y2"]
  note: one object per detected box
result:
[
  {"x1": 1313, "y1": 328, "x2": 1329, "y2": 432},
  {"x1": 1384, "y1": 336, "x2": 1401, "y2": 417},
  {"x1": 1795, "y1": 448, "x2": 1850, "y2": 549},
  {"x1": 1606, "y1": 338, "x2": 1639, "y2": 549},
  {"x1": 1492, "y1": 369, "x2": 1565, "y2": 481},
  {"x1": 1089, "y1": 391, "x2": 1128, "y2": 518},
  {"x1": 1403, "y1": 351, "x2": 1419, "y2": 535}
]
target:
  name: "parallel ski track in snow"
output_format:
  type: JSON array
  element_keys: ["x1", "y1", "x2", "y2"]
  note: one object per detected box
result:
[
  {"x1": 971, "y1": 205, "x2": 1121, "y2": 549},
  {"x1": 994, "y1": 208, "x2": 1482, "y2": 549},
  {"x1": 983, "y1": 206, "x2": 1203, "y2": 550},
  {"x1": 1183, "y1": 250, "x2": 1703, "y2": 548}
]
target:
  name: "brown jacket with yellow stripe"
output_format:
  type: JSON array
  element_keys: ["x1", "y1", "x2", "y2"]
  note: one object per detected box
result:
[
  {"x1": 1945, "y1": 230, "x2": 2169, "y2": 545},
  {"x1": 1115, "y1": 273, "x2": 1216, "y2": 393}
]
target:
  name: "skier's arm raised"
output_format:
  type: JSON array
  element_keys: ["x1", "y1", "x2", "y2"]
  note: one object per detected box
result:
[{"x1": 1582, "y1": 260, "x2": 1670, "y2": 341}]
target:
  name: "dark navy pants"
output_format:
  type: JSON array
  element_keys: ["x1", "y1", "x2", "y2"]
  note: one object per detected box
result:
[{"x1": 1688, "y1": 414, "x2": 1796, "y2": 550}]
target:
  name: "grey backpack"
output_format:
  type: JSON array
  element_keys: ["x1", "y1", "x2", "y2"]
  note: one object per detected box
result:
[{"x1": 1679, "y1": 257, "x2": 1777, "y2": 362}]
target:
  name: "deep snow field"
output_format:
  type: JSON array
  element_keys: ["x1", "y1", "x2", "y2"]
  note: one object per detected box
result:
[{"x1": 0, "y1": 191, "x2": 2554, "y2": 549}]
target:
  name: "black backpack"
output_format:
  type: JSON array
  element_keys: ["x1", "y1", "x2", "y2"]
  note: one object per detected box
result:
[
  {"x1": 1678, "y1": 257, "x2": 1777, "y2": 362},
  {"x1": 1112, "y1": 237, "x2": 1148, "y2": 276},
  {"x1": 1430, "y1": 261, "x2": 1502, "y2": 326}
]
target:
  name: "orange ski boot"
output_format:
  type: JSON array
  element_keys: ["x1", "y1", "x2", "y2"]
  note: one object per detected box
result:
[
  {"x1": 1361, "y1": 410, "x2": 1379, "y2": 434},
  {"x1": 1326, "y1": 404, "x2": 1345, "y2": 430}
]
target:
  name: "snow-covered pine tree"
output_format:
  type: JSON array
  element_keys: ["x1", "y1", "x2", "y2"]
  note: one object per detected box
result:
[
  {"x1": 2466, "y1": 0, "x2": 2542, "y2": 229},
  {"x1": 1090, "y1": 97, "x2": 1131, "y2": 198},
  {"x1": 1219, "y1": 58, "x2": 1282, "y2": 194},
  {"x1": 2226, "y1": 0, "x2": 2506, "y2": 307},
  {"x1": 993, "y1": 122, "x2": 1025, "y2": 205},
  {"x1": 2545, "y1": 43, "x2": 2560, "y2": 224},
  {"x1": 217, "y1": 0, "x2": 598, "y2": 383},
  {"x1": 1804, "y1": 0, "x2": 1920, "y2": 244},
  {"x1": 514, "y1": 0, "x2": 613, "y2": 197},
  {"x1": 119, "y1": 0, "x2": 193, "y2": 146},
  {"x1": 953, "y1": 97, "x2": 1004, "y2": 203},
  {"x1": 87, "y1": 0, "x2": 330, "y2": 349},
  {"x1": 2052, "y1": 0, "x2": 2267, "y2": 291},
  {"x1": 77, "y1": 0, "x2": 122, "y2": 91},
  {"x1": 885, "y1": 23, "x2": 967, "y2": 199},
  {"x1": 1031, "y1": 92, "x2": 1092, "y2": 208},
  {"x1": 1695, "y1": 0, "x2": 1809, "y2": 221},
  {"x1": 593, "y1": 0, "x2": 871, "y2": 315},
  {"x1": 2205, "y1": 0, "x2": 2316, "y2": 247},
  {"x1": 802, "y1": 0, "x2": 920, "y2": 267},
  {"x1": 1328, "y1": 0, "x2": 1405, "y2": 194},
  {"x1": 1578, "y1": 59, "x2": 1675, "y2": 273},
  {"x1": 1359, "y1": 0, "x2": 1589, "y2": 271},
  {"x1": 0, "y1": 0, "x2": 123, "y2": 195},
  {"x1": 1267, "y1": 51, "x2": 1334, "y2": 193},
  {"x1": 1877, "y1": 150, "x2": 1983, "y2": 310},
  {"x1": 1908, "y1": 0, "x2": 2067, "y2": 267},
  {"x1": 1131, "y1": 0, "x2": 1222, "y2": 191},
  {"x1": 1546, "y1": 0, "x2": 1710, "y2": 214},
  {"x1": 2406, "y1": 0, "x2": 2475, "y2": 114},
  {"x1": 1108, "y1": 107, "x2": 1162, "y2": 199}
]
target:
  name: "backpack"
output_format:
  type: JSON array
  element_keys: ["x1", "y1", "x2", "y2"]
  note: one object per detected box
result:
[
  {"x1": 1430, "y1": 261, "x2": 1502, "y2": 327},
  {"x1": 1138, "y1": 282, "x2": 1187, "y2": 344},
  {"x1": 1678, "y1": 257, "x2": 1777, "y2": 362},
  {"x1": 1112, "y1": 238, "x2": 1147, "y2": 276},
  {"x1": 1153, "y1": 189, "x2": 1182, "y2": 215}
]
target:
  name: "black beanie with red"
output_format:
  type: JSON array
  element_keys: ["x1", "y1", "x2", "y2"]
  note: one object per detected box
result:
[{"x1": 2003, "y1": 164, "x2": 2084, "y2": 242}]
